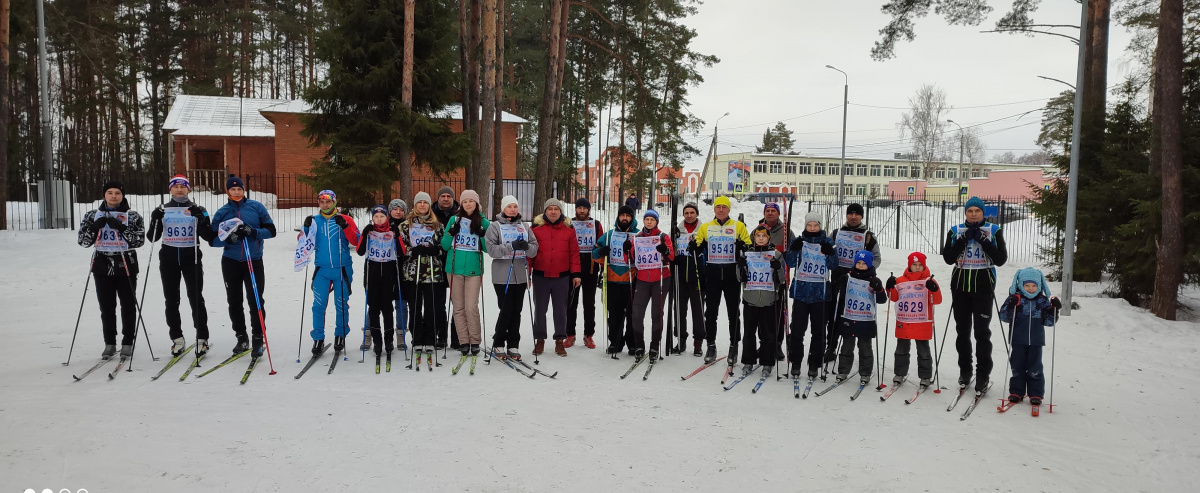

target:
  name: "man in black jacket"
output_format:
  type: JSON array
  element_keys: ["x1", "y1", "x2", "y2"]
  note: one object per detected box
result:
[
  {"x1": 77, "y1": 181, "x2": 146, "y2": 359},
  {"x1": 147, "y1": 175, "x2": 218, "y2": 357},
  {"x1": 941, "y1": 196, "x2": 1008, "y2": 393}
]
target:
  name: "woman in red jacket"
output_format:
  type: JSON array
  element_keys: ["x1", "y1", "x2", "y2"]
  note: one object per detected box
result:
[
  {"x1": 885, "y1": 251, "x2": 942, "y2": 391},
  {"x1": 529, "y1": 199, "x2": 582, "y2": 357},
  {"x1": 624, "y1": 209, "x2": 675, "y2": 360}
]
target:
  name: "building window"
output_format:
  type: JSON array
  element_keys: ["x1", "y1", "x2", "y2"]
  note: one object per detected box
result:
[
  {"x1": 828, "y1": 164, "x2": 839, "y2": 176},
  {"x1": 884, "y1": 166, "x2": 896, "y2": 177},
  {"x1": 799, "y1": 162, "x2": 812, "y2": 174},
  {"x1": 769, "y1": 161, "x2": 783, "y2": 174},
  {"x1": 870, "y1": 165, "x2": 882, "y2": 177},
  {"x1": 856, "y1": 184, "x2": 867, "y2": 196},
  {"x1": 798, "y1": 183, "x2": 811, "y2": 195},
  {"x1": 869, "y1": 184, "x2": 881, "y2": 197},
  {"x1": 814, "y1": 163, "x2": 826, "y2": 175},
  {"x1": 856, "y1": 164, "x2": 868, "y2": 176},
  {"x1": 785, "y1": 162, "x2": 797, "y2": 174},
  {"x1": 935, "y1": 168, "x2": 946, "y2": 179},
  {"x1": 910, "y1": 166, "x2": 921, "y2": 178},
  {"x1": 948, "y1": 168, "x2": 958, "y2": 179},
  {"x1": 753, "y1": 160, "x2": 767, "y2": 173},
  {"x1": 897, "y1": 166, "x2": 908, "y2": 178},
  {"x1": 813, "y1": 183, "x2": 825, "y2": 195}
]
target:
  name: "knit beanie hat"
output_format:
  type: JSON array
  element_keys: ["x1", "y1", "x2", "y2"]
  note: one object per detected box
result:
[
  {"x1": 459, "y1": 189, "x2": 480, "y2": 205},
  {"x1": 804, "y1": 212, "x2": 821, "y2": 226},
  {"x1": 414, "y1": 192, "x2": 432, "y2": 205},
  {"x1": 102, "y1": 181, "x2": 125, "y2": 195},
  {"x1": 643, "y1": 209, "x2": 659, "y2": 221},
  {"x1": 618, "y1": 205, "x2": 635, "y2": 219},
  {"x1": 389, "y1": 199, "x2": 407, "y2": 213},
  {"x1": 846, "y1": 203, "x2": 864, "y2": 216},
  {"x1": 854, "y1": 250, "x2": 874, "y2": 268},
  {"x1": 544, "y1": 198, "x2": 562, "y2": 212},
  {"x1": 683, "y1": 202, "x2": 699, "y2": 214},
  {"x1": 317, "y1": 189, "x2": 337, "y2": 202},
  {"x1": 372, "y1": 204, "x2": 388, "y2": 217},
  {"x1": 907, "y1": 251, "x2": 927, "y2": 270},
  {"x1": 225, "y1": 175, "x2": 245, "y2": 191},
  {"x1": 965, "y1": 196, "x2": 986, "y2": 212},
  {"x1": 1010, "y1": 267, "x2": 1051, "y2": 299},
  {"x1": 764, "y1": 203, "x2": 780, "y2": 214},
  {"x1": 501, "y1": 195, "x2": 519, "y2": 212},
  {"x1": 714, "y1": 196, "x2": 732, "y2": 208},
  {"x1": 437, "y1": 186, "x2": 455, "y2": 200},
  {"x1": 575, "y1": 197, "x2": 591, "y2": 209},
  {"x1": 168, "y1": 175, "x2": 191, "y2": 190}
]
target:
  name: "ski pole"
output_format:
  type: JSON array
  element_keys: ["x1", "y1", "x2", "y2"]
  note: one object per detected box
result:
[
  {"x1": 360, "y1": 258, "x2": 370, "y2": 364},
  {"x1": 136, "y1": 236, "x2": 157, "y2": 336},
  {"x1": 478, "y1": 253, "x2": 487, "y2": 362},
  {"x1": 297, "y1": 263, "x2": 309, "y2": 362},
  {"x1": 879, "y1": 290, "x2": 892, "y2": 391},
  {"x1": 933, "y1": 304, "x2": 954, "y2": 393},
  {"x1": 446, "y1": 230, "x2": 459, "y2": 360},
  {"x1": 118, "y1": 242, "x2": 159, "y2": 369},
  {"x1": 602, "y1": 255, "x2": 609, "y2": 357},
  {"x1": 64, "y1": 255, "x2": 96, "y2": 367},
  {"x1": 994, "y1": 294, "x2": 1016, "y2": 400},
  {"x1": 1049, "y1": 307, "x2": 1058, "y2": 413},
  {"x1": 242, "y1": 240, "x2": 275, "y2": 375}
]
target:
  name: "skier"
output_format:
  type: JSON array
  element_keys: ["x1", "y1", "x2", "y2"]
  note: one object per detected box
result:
[
  {"x1": 758, "y1": 202, "x2": 795, "y2": 361},
  {"x1": 529, "y1": 199, "x2": 582, "y2": 357},
  {"x1": 999, "y1": 267, "x2": 1060, "y2": 406},
  {"x1": 210, "y1": 175, "x2": 276, "y2": 357},
  {"x1": 399, "y1": 192, "x2": 445, "y2": 360},
  {"x1": 625, "y1": 209, "x2": 674, "y2": 360},
  {"x1": 884, "y1": 252, "x2": 942, "y2": 389},
  {"x1": 784, "y1": 212, "x2": 837, "y2": 379},
  {"x1": 432, "y1": 185, "x2": 461, "y2": 350},
  {"x1": 941, "y1": 196, "x2": 1009, "y2": 393},
  {"x1": 301, "y1": 189, "x2": 361, "y2": 356},
  {"x1": 831, "y1": 250, "x2": 887, "y2": 384},
  {"x1": 441, "y1": 190, "x2": 489, "y2": 356},
  {"x1": 824, "y1": 203, "x2": 880, "y2": 363},
  {"x1": 387, "y1": 199, "x2": 409, "y2": 351},
  {"x1": 593, "y1": 205, "x2": 639, "y2": 355},
  {"x1": 737, "y1": 225, "x2": 786, "y2": 379},
  {"x1": 672, "y1": 202, "x2": 705, "y2": 356},
  {"x1": 146, "y1": 175, "x2": 216, "y2": 357},
  {"x1": 689, "y1": 196, "x2": 751, "y2": 365},
  {"x1": 356, "y1": 205, "x2": 402, "y2": 359},
  {"x1": 485, "y1": 195, "x2": 538, "y2": 360},
  {"x1": 567, "y1": 197, "x2": 603, "y2": 349},
  {"x1": 77, "y1": 181, "x2": 146, "y2": 359}
]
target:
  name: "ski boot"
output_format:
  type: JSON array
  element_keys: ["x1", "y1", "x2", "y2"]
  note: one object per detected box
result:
[
  {"x1": 506, "y1": 348, "x2": 521, "y2": 360},
  {"x1": 171, "y1": 337, "x2": 187, "y2": 357},
  {"x1": 233, "y1": 337, "x2": 250, "y2": 355},
  {"x1": 196, "y1": 339, "x2": 210, "y2": 357},
  {"x1": 704, "y1": 344, "x2": 717, "y2": 364},
  {"x1": 312, "y1": 340, "x2": 325, "y2": 356},
  {"x1": 101, "y1": 344, "x2": 117, "y2": 360},
  {"x1": 334, "y1": 336, "x2": 347, "y2": 352},
  {"x1": 120, "y1": 344, "x2": 134, "y2": 358}
]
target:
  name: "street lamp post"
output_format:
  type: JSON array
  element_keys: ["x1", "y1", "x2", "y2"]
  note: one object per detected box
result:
[
  {"x1": 827, "y1": 65, "x2": 848, "y2": 205},
  {"x1": 947, "y1": 119, "x2": 965, "y2": 198},
  {"x1": 698, "y1": 111, "x2": 730, "y2": 200}
]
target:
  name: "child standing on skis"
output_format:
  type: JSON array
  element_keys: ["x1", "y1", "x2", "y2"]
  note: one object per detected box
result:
[
  {"x1": 356, "y1": 205, "x2": 402, "y2": 359},
  {"x1": 738, "y1": 225, "x2": 786, "y2": 379},
  {"x1": 785, "y1": 212, "x2": 837, "y2": 379},
  {"x1": 999, "y1": 267, "x2": 1060, "y2": 405},
  {"x1": 885, "y1": 252, "x2": 942, "y2": 390},
  {"x1": 832, "y1": 250, "x2": 887, "y2": 384},
  {"x1": 626, "y1": 209, "x2": 674, "y2": 360}
]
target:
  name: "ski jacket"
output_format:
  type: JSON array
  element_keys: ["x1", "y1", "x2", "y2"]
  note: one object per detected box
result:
[
  {"x1": 785, "y1": 231, "x2": 838, "y2": 304},
  {"x1": 691, "y1": 216, "x2": 751, "y2": 282},
  {"x1": 441, "y1": 215, "x2": 490, "y2": 277},
  {"x1": 1000, "y1": 293, "x2": 1055, "y2": 347},
  {"x1": 941, "y1": 221, "x2": 1008, "y2": 294},
  {"x1": 210, "y1": 197, "x2": 276, "y2": 261},
  {"x1": 530, "y1": 213, "x2": 580, "y2": 279},
  {"x1": 573, "y1": 217, "x2": 604, "y2": 276},
  {"x1": 832, "y1": 267, "x2": 887, "y2": 338},
  {"x1": 886, "y1": 267, "x2": 942, "y2": 341},
  {"x1": 400, "y1": 212, "x2": 445, "y2": 284},
  {"x1": 356, "y1": 224, "x2": 402, "y2": 290},
  {"x1": 740, "y1": 245, "x2": 784, "y2": 307},
  {"x1": 628, "y1": 227, "x2": 674, "y2": 284},
  {"x1": 672, "y1": 220, "x2": 706, "y2": 285},
  {"x1": 486, "y1": 213, "x2": 538, "y2": 284},
  {"x1": 147, "y1": 199, "x2": 217, "y2": 266},
  {"x1": 828, "y1": 223, "x2": 879, "y2": 281},
  {"x1": 593, "y1": 217, "x2": 640, "y2": 284},
  {"x1": 78, "y1": 201, "x2": 147, "y2": 276},
  {"x1": 302, "y1": 212, "x2": 361, "y2": 269}
]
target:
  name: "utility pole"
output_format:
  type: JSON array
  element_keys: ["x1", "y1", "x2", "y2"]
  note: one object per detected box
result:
[
  {"x1": 696, "y1": 111, "x2": 728, "y2": 199},
  {"x1": 948, "y1": 119, "x2": 964, "y2": 198},
  {"x1": 827, "y1": 65, "x2": 848, "y2": 205},
  {"x1": 36, "y1": 0, "x2": 54, "y2": 228},
  {"x1": 1061, "y1": 0, "x2": 1088, "y2": 316}
]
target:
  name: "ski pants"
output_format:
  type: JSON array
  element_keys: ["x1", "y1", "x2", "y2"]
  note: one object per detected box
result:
[
  {"x1": 1008, "y1": 343, "x2": 1045, "y2": 398},
  {"x1": 310, "y1": 265, "x2": 353, "y2": 341},
  {"x1": 894, "y1": 338, "x2": 933, "y2": 380},
  {"x1": 630, "y1": 279, "x2": 666, "y2": 352},
  {"x1": 450, "y1": 274, "x2": 483, "y2": 345},
  {"x1": 567, "y1": 255, "x2": 599, "y2": 337},
  {"x1": 677, "y1": 276, "x2": 704, "y2": 347},
  {"x1": 742, "y1": 303, "x2": 778, "y2": 366},
  {"x1": 952, "y1": 288, "x2": 994, "y2": 383},
  {"x1": 605, "y1": 282, "x2": 633, "y2": 351},
  {"x1": 93, "y1": 255, "x2": 139, "y2": 346},
  {"x1": 788, "y1": 299, "x2": 826, "y2": 373},
  {"x1": 703, "y1": 276, "x2": 742, "y2": 346},
  {"x1": 533, "y1": 274, "x2": 569, "y2": 341},
  {"x1": 160, "y1": 247, "x2": 208, "y2": 340},
  {"x1": 365, "y1": 261, "x2": 398, "y2": 335},
  {"x1": 410, "y1": 282, "x2": 444, "y2": 348},
  {"x1": 837, "y1": 333, "x2": 874, "y2": 379},
  {"x1": 493, "y1": 283, "x2": 526, "y2": 349},
  {"x1": 221, "y1": 256, "x2": 265, "y2": 343}
]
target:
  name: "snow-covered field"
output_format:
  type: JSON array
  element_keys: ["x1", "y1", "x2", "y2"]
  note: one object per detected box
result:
[{"x1": 2, "y1": 214, "x2": 1198, "y2": 491}]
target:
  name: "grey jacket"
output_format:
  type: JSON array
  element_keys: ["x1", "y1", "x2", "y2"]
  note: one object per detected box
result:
[
  {"x1": 742, "y1": 249, "x2": 786, "y2": 308},
  {"x1": 485, "y1": 213, "x2": 539, "y2": 285}
]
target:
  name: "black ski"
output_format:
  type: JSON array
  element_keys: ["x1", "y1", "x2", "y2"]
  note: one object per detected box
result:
[
  {"x1": 514, "y1": 358, "x2": 557, "y2": 378},
  {"x1": 850, "y1": 379, "x2": 869, "y2": 400},
  {"x1": 294, "y1": 347, "x2": 328, "y2": 379},
  {"x1": 642, "y1": 356, "x2": 659, "y2": 380},
  {"x1": 959, "y1": 381, "x2": 993, "y2": 421},
  {"x1": 491, "y1": 352, "x2": 534, "y2": 378},
  {"x1": 814, "y1": 377, "x2": 851, "y2": 397},
  {"x1": 375, "y1": 354, "x2": 382, "y2": 374},
  {"x1": 240, "y1": 357, "x2": 259, "y2": 384},
  {"x1": 327, "y1": 350, "x2": 343, "y2": 374},
  {"x1": 72, "y1": 357, "x2": 113, "y2": 381},
  {"x1": 197, "y1": 351, "x2": 250, "y2": 378},
  {"x1": 801, "y1": 377, "x2": 817, "y2": 399}
]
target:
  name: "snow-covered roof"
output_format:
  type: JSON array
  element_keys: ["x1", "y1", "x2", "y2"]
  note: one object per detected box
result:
[
  {"x1": 260, "y1": 99, "x2": 529, "y2": 123},
  {"x1": 163, "y1": 95, "x2": 288, "y2": 138}
]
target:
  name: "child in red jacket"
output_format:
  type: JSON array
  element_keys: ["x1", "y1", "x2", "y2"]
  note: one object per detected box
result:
[{"x1": 885, "y1": 252, "x2": 942, "y2": 390}]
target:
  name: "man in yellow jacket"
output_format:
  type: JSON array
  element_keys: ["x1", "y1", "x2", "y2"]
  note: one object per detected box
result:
[{"x1": 689, "y1": 196, "x2": 751, "y2": 364}]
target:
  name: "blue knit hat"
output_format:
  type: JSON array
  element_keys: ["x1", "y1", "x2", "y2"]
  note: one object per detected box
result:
[
  {"x1": 1010, "y1": 267, "x2": 1051, "y2": 299},
  {"x1": 764, "y1": 203, "x2": 780, "y2": 213},
  {"x1": 853, "y1": 250, "x2": 874, "y2": 268},
  {"x1": 226, "y1": 175, "x2": 245, "y2": 191},
  {"x1": 372, "y1": 204, "x2": 388, "y2": 216},
  {"x1": 644, "y1": 209, "x2": 659, "y2": 220},
  {"x1": 965, "y1": 196, "x2": 985, "y2": 212}
]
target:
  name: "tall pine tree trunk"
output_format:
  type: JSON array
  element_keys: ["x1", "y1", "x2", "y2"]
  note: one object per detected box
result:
[
  {"x1": 399, "y1": 0, "x2": 415, "y2": 203},
  {"x1": 0, "y1": 0, "x2": 8, "y2": 230},
  {"x1": 478, "y1": 0, "x2": 496, "y2": 209},
  {"x1": 534, "y1": 0, "x2": 563, "y2": 208},
  {"x1": 1151, "y1": 0, "x2": 1184, "y2": 320},
  {"x1": 491, "y1": 0, "x2": 505, "y2": 216},
  {"x1": 459, "y1": 0, "x2": 476, "y2": 189}
]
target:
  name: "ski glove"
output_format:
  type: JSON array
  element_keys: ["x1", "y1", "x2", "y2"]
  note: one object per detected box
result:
[
  {"x1": 511, "y1": 239, "x2": 529, "y2": 251},
  {"x1": 303, "y1": 215, "x2": 314, "y2": 228},
  {"x1": 448, "y1": 222, "x2": 461, "y2": 237},
  {"x1": 87, "y1": 217, "x2": 105, "y2": 233},
  {"x1": 150, "y1": 206, "x2": 165, "y2": 222},
  {"x1": 236, "y1": 224, "x2": 256, "y2": 239},
  {"x1": 656, "y1": 242, "x2": 669, "y2": 255},
  {"x1": 225, "y1": 230, "x2": 243, "y2": 244},
  {"x1": 595, "y1": 245, "x2": 611, "y2": 258},
  {"x1": 925, "y1": 278, "x2": 939, "y2": 292},
  {"x1": 623, "y1": 238, "x2": 633, "y2": 254},
  {"x1": 1050, "y1": 296, "x2": 1062, "y2": 309},
  {"x1": 188, "y1": 205, "x2": 205, "y2": 218},
  {"x1": 820, "y1": 242, "x2": 835, "y2": 256},
  {"x1": 885, "y1": 275, "x2": 897, "y2": 291},
  {"x1": 964, "y1": 227, "x2": 982, "y2": 242},
  {"x1": 103, "y1": 216, "x2": 127, "y2": 233},
  {"x1": 334, "y1": 215, "x2": 349, "y2": 230},
  {"x1": 869, "y1": 277, "x2": 884, "y2": 292},
  {"x1": 769, "y1": 257, "x2": 781, "y2": 270}
]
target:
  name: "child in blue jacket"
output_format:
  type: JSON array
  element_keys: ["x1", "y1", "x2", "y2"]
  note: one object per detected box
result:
[
  {"x1": 784, "y1": 212, "x2": 837, "y2": 379},
  {"x1": 999, "y1": 267, "x2": 1062, "y2": 405}
]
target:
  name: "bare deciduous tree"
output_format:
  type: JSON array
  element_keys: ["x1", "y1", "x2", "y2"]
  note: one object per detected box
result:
[{"x1": 898, "y1": 84, "x2": 951, "y2": 179}]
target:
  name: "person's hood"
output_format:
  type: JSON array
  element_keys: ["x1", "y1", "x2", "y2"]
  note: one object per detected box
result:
[
  {"x1": 1010, "y1": 267, "x2": 1051, "y2": 299},
  {"x1": 533, "y1": 213, "x2": 571, "y2": 227},
  {"x1": 494, "y1": 212, "x2": 523, "y2": 224}
]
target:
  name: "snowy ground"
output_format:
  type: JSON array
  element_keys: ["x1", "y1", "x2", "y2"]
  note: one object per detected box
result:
[{"x1": 2, "y1": 227, "x2": 1198, "y2": 492}]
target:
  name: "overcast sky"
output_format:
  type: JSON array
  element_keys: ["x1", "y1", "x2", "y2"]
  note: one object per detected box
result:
[{"x1": 587, "y1": 1, "x2": 1141, "y2": 171}]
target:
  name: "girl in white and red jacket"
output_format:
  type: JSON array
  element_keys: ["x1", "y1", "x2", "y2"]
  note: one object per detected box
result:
[{"x1": 625, "y1": 209, "x2": 675, "y2": 360}]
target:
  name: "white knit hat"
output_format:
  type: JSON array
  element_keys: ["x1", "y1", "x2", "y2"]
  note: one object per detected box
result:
[{"x1": 501, "y1": 195, "x2": 519, "y2": 211}]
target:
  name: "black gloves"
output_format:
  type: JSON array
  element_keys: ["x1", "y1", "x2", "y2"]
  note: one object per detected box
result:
[
  {"x1": 88, "y1": 217, "x2": 105, "y2": 233},
  {"x1": 448, "y1": 221, "x2": 461, "y2": 237},
  {"x1": 689, "y1": 240, "x2": 703, "y2": 254},
  {"x1": 225, "y1": 229, "x2": 243, "y2": 244},
  {"x1": 596, "y1": 245, "x2": 611, "y2": 258},
  {"x1": 103, "y1": 216, "x2": 126, "y2": 233},
  {"x1": 926, "y1": 278, "x2": 939, "y2": 292},
  {"x1": 304, "y1": 215, "x2": 314, "y2": 228},
  {"x1": 1007, "y1": 293, "x2": 1021, "y2": 306},
  {"x1": 1050, "y1": 296, "x2": 1062, "y2": 309},
  {"x1": 150, "y1": 206, "x2": 165, "y2": 222},
  {"x1": 656, "y1": 242, "x2": 669, "y2": 255},
  {"x1": 511, "y1": 239, "x2": 529, "y2": 251},
  {"x1": 188, "y1": 205, "x2": 204, "y2": 218},
  {"x1": 820, "y1": 242, "x2": 835, "y2": 256},
  {"x1": 671, "y1": 226, "x2": 680, "y2": 238},
  {"x1": 965, "y1": 227, "x2": 982, "y2": 242},
  {"x1": 886, "y1": 275, "x2": 897, "y2": 291},
  {"x1": 334, "y1": 214, "x2": 349, "y2": 230},
  {"x1": 470, "y1": 222, "x2": 485, "y2": 237},
  {"x1": 237, "y1": 224, "x2": 256, "y2": 239},
  {"x1": 362, "y1": 225, "x2": 373, "y2": 237},
  {"x1": 623, "y1": 238, "x2": 633, "y2": 254},
  {"x1": 770, "y1": 257, "x2": 781, "y2": 270},
  {"x1": 870, "y1": 277, "x2": 884, "y2": 292}
]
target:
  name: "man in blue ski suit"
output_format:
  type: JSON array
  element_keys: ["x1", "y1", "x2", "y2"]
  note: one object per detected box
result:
[{"x1": 302, "y1": 189, "x2": 361, "y2": 355}]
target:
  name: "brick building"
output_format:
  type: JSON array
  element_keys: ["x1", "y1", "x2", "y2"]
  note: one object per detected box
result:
[{"x1": 575, "y1": 146, "x2": 700, "y2": 206}]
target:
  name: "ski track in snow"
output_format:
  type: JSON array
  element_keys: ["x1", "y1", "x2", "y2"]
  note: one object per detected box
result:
[{"x1": 1, "y1": 225, "x2": 1197, "y2": 492}]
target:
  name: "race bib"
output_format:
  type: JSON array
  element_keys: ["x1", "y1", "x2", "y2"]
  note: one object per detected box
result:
[
  {"x1": 796, "y1": 242, "x2": 828, "y2": 283},
  {"x1": 745, "y1": 251, "x2": 775, "y2": 291},
  {"x1": 94, "y1": 212, "x2": 129, "y2": 253},
  {"x1": 676, "y1": 231, "x2": 695, "y2": 256},
  {"x1": 408, "y1": 223, "x2": 435, "y2": 247},
  {"x1": 706, "y1": 225, "x2": 736, "y2": 264},
  {"x1": 454, "y1": 218, "x2": 479, "y2": 252},
  {"x1": 217, "y1": 217, "x2": 244, "y2": 242},
  {"x1": 843, "y1": 277, "x2": 876, "y2": 322},
  {"x1": 294, "y1": 226, "x2": 316, "y2": 272},
  {"x1": 161, "y1": 208, "x2": 196, "y2": 248},
  {"x1": 835, "y1": 230, "x2": 866, "y2": 269},
  {"x1": 573, "y1": 220, "x2": 596, "y2": 250},
  {"x1": 895, "y1": 281, "x2": 930, "y2": 323},
  {"x1": 633, "y1": 236, "x2": 662, "y2": 270},
  {"x1": 500, "y1": 223, "x2": 528, "y2": 260},
  {"x1": 366, "y1": 231, "x2": 398, "y2": 262},
  {"x1": 608, "y1": 231, "x2": 629, "y2": 267},
  {"x1": 955, "y1": 224, "x2": 997, "y2": 270}
]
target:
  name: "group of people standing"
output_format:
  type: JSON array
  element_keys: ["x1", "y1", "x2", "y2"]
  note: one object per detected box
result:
[{"x1": 77, "y1": 176, "x2": 1056, "y2": 403}]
